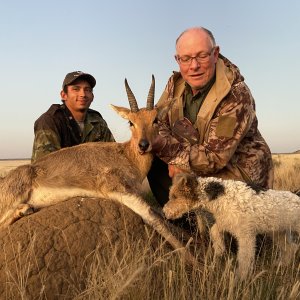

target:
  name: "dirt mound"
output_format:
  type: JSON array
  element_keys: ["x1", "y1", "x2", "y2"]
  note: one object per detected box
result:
[{"x1": 0, "y1": 197, "x2": 161, "y2": 299}]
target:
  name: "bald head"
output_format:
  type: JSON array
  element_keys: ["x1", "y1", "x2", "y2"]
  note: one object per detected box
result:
[{"x1": 176, "y1": 27, "x2": 216, "y2": 53}]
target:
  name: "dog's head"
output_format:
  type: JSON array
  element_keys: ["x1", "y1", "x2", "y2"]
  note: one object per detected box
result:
[
  {"x1": 163, "y1": 173, "x2": 199, "y2": 220},
  {"x1": 163, "y1": 173, "x2": 225, "y2": 220}
]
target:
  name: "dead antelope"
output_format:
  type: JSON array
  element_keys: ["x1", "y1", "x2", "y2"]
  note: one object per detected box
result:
[{"x1": 0, "y1": 76, "x2": 197, "y2": 265}]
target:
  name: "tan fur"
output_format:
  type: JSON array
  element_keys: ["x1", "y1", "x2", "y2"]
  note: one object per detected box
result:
[{"x1": 0, "y1": 80, "x2": 197, "y2": 266}]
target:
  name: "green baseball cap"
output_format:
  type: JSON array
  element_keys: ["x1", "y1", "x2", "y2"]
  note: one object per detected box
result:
[{"x1": 62, "y1": 71, "x2": 96, "y2": 89}]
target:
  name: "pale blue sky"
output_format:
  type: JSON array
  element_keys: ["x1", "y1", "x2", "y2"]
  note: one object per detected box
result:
[{"x1": 1, "y1": 0, "x2": 299, "y2": 158}]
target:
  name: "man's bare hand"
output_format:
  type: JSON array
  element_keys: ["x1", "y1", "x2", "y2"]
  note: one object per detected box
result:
[{"x1": 168, "y1": 164, "x2": 188, "y2": 178}]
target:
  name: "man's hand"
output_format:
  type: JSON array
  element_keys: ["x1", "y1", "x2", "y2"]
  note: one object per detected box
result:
[{"x1": 168, "y1": 164, "x2": 189, "y2": 178}]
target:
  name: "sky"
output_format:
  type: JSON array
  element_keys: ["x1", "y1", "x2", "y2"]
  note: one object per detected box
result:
[{"x1": 1, "y1": 0, "x2": 299, "y2": 159}]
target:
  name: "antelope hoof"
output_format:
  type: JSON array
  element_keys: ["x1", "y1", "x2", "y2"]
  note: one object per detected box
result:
[
  {"x1": 12, "y1": 204, "x2": 35, "y2": 224},
  {"x1": 18, "y1": 204, "x2": 35, "y2": 217}
]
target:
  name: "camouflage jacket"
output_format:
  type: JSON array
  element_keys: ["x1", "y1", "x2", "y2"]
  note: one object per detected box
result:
[
  {"x1": 31, "y1": 104, "x2": 115, "y2": 162},
  {"x1": 156, "y1": 54, "x2": 274, "y2": 188}
]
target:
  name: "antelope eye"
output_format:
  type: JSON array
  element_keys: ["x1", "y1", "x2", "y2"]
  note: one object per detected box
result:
[{"x1": 128, "y1": 121, "x2": 134, "y2": 127}]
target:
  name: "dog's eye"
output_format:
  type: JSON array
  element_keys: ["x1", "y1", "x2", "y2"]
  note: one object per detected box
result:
[{"x1": 128, "y1": 121, "x2": 134, "y2": 127}]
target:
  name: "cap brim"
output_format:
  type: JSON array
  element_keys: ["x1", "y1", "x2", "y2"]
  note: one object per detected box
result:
[
  {"x1": 77, "y1": 74, "x2": 96, "y2": 88},
  {"x1": 63, "y1": 73, "x2": 96, "y2": 89}
]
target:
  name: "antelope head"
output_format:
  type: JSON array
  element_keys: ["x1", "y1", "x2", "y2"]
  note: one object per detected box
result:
[{"x1": 111, "y1": 75, "x2": 159, "y2": 155}]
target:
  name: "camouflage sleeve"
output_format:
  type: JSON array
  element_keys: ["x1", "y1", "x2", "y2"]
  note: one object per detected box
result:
[
  {"x1": 98, "y1": 119, "x2": 115, "y2": 142},
  {"x1": 154, "y1": 122, "x2": 192, "y2": 170},
  {"x1": 31, "y1": 116, "x2": 62, "y2": 162},
  {"x1": 86, "y1": 116, "x2": 115, "y2": 143},
  {"x1": 102, "y1": 127, "x2": 115, "y2": 142},
  {"x1": 189, "y1": 82, "x2": 255, "y2": 174},
  {"x1": 153, "y1": 74, "x2": 192, "y2": 169},
  {"x1": 156, "y1": 82, "x2": 256, "y2": 175}
]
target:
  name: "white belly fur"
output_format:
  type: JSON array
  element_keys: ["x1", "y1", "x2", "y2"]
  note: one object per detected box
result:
[{"x1": 29, "y1": 186, "x2": 102, "y2": 208}]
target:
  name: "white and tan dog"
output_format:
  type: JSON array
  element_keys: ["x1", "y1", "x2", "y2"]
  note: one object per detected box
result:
[{"x1": 163, "y1": 173, "x2": 300, "y2": 279}]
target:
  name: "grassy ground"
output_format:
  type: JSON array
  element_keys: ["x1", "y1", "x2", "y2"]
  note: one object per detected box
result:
[
  {"x1": 272, "y1": 153, "x2": 300, "y2": 191},
  {"x1": 0, "y1": 159, "x2": 30, "y2": 177},
  {"x1": 1, "y1": 154, "x2": 300, "y2": 299}
]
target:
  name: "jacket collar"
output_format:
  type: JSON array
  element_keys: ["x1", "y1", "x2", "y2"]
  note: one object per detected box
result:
[{"x1": 214, "y1": 56, "x2": 234, "y2": 101}]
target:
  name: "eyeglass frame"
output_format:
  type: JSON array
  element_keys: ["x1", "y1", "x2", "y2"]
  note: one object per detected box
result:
[{"x1": 175, "y1": 47, "x2": 216, "y2": 65}]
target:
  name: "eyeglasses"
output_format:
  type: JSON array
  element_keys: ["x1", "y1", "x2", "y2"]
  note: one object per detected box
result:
[{"x1": 176, "y1": 47, "x2": 215, "y2": 65}]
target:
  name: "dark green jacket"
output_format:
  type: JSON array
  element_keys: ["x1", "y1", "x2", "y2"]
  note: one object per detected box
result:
[{"x1": 31, "y1": 104, "x2": 115, "y2": 162}]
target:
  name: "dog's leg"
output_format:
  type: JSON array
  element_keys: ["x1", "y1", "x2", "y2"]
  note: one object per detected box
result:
[
  {"x1": 195, "y1": 211, "x2": 206, "y2": 236},
  {"x1": 235, "y1": 234, "x2": 255, "y2": 280},
  {"x1": 210, "y1": 223, "x2": 225, "y2": 256}
]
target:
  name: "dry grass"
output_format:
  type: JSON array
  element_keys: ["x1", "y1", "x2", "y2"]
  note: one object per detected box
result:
[
  {"x1": 272, "y1": 153, "x2": 300, "y2": 191},
  {"x1": 0, "y1": 160, "x2": 30, "y2": 178},
  {"x1": 0, "y1": 154, "x2": 300, "y2": 299}
]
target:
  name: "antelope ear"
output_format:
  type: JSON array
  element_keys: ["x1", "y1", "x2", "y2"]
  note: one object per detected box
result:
[{"x1": 110, "y1": 104, "x2": 130, "y2": 120}]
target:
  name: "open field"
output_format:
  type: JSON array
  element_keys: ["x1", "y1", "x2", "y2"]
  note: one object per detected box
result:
[
  {"x1": 0, "y1": 154, "x2": 299, "y2": 299},
  {"x1": 272, "y1": 153, "x2": 300, "y2": 191},
  {"x1": 0, "y1": 159, "x2": 30, "y2": 177}
]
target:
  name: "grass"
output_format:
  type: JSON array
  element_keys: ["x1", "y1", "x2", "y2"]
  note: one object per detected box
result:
[
  {"x1": 0, "y1": 160, "x2": 30, "y2": 178},
  {"x1": 272, "y1": 153, "x2": 300, "y2": 191},
  {"x1": 73, "y1": 237, "x2": 300, "y2": 299},
  {"x1": 1, "y1": 154, "x2": 300, "y2": 299}
]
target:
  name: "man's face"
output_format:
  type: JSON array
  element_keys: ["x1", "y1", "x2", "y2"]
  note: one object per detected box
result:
[
  {"x1": 175, "y1": 29, "x2": 219, "y2": 94},
  {"x1": 60, "y1": 79, "x2": 94, "y2": 113}
]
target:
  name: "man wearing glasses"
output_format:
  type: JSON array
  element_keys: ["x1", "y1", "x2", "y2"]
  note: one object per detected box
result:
[{"x1": 148, "y1": 27, "x2": 274, "y2": 206}]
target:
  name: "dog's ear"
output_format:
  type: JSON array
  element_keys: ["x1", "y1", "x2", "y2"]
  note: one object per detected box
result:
[
  {"x1": 172, "y1": 173, "x2": 188, "y2": 185},
  {"x1": 173, "y1": 173, "x2": 197, "y2": 188},
  {"x1": 185, "y1": 174, "x2": 198, "y2": 190},
  {"x1": 172, "y1": 173, "x2": 198, "y2": 199}
]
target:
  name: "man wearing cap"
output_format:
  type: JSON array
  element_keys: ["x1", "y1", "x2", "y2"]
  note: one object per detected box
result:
[{"x1": 31, "y1": 71, "x2": 115, "y2": 162}]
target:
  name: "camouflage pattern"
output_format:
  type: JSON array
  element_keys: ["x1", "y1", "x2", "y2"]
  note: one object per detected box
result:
[
  {"x1": 155, "y1": 54, "x2": 274, "y2": 188},
  {"x1": 31, "y1": 104, "x2": 115, "y2": 162}
]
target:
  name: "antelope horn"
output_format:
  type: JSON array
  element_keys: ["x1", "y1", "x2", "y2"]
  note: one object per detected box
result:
[
  {"x1": 146, "y1": 75, "x2": 155, "y2": 110},
  {"x1": 125, "y1": 78, "x2": 139, "y2": 112}
]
